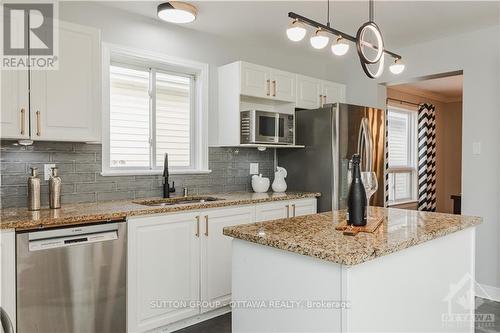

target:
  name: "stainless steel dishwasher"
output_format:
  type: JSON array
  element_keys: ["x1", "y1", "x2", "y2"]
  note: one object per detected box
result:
[{"x1": 16, "y1": 220, "x2": 126, "y2": 333}]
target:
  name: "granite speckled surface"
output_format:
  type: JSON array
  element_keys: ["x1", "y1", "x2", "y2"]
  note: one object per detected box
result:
[
  {"x1": 0, "y1": 191, "x2": 319, "y2": 231},
  {"x1": 223, "y1": 207, "x2": 481, "y2": 266}
]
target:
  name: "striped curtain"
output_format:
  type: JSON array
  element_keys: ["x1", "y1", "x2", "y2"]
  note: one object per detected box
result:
[{"x1": 417, "y1": 103, "x2": 437, "y2": 211}]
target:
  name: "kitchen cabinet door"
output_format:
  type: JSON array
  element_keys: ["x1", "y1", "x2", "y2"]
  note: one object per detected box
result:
[
  {"x1": 322, "y1": 81, "x2": 346, "y2": 105},
  {"x1": 289, "y1": 198, "x2": 318, "y2": 217},
  {"x1": 255, "y1": 201, "x2": 291, "y2": 222},
  {"x1": 128, "y1": 211, "x2": 201, "y2": 333},
  {"x1": 30, "y1": 20, "x2": 100, "y2": 142},
  {"x1": 1, "y1": 70, "x2": 29, "y2": 139},
  {"x1": 296, "y1": 75, "x2": 321, "y2": 109},
  {"x1": 240, "y1": 62, "x2": 270, "y2": 98},
  {"x1": 271, "y1": 69, "x2": 296, "y2": 102},
  {"x1": 201, "y1": 206, "x2": 254, "y2": 311}
]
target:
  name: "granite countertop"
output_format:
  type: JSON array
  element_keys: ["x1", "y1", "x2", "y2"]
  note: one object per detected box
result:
[
  {"x1": 223, "y1": 207, "x2": 481, "y2": 266},
  {"x1": 0, "y1": 191, "x2": 320, "y2": 231}
]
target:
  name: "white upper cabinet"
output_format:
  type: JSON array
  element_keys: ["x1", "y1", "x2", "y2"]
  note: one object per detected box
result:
[
  {"x1": 270, "y1": 69, "x2": 295, "y2": 102},
  {"x1": 240, "y1": 62, "x2": 295, "y2": 102},
  {"x1": 322, "y1": 80, "x2": 346, "y2": 105},
  {"x1": 295, "y1": 75, "x2": 346, "y2": 109},
  {"x1": 30, "y1": 21, "x2": 101, "y2": 142},
  {"x1": 240, "y1": 62, "x2": 270, "y2": 98},
  {"x1": 296, "y1": 74, "x2": 322, "y2": 109},
  {"x1": 1, "y1": 70, "x2": 29, "y2": 139}
]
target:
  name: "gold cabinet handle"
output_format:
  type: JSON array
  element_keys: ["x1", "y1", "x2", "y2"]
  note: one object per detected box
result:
[
  {"x1": 286, "y1": 205, "x2": 290, "y2": 218},
  {"x1": 204, "y1": 215, "x2": 209, "y2": 236},
  {"x1": 323, "y1": 95, "x2": 327, "y2": 105},
  {"x1": 320, "y1": 94, "x2": 323, "y2": 107},
  {"x1": 272, "y1": 80, "x2": 276, "y2": 97},
  {"x1": 266, "y1": 79, "x2": 270, "y2": 96},
  {"x1": 36, "y1": 110, "x2": 41, "y2": 136},
  {"x1": 195, "y1": 216, "x2": 200, "y2": 237},
  {"x1": 20, "y1": 108, "x2": 25, "y2": 135},
  {"x1": 292, "y1": 204, "x2": 296, "y2": 217}
]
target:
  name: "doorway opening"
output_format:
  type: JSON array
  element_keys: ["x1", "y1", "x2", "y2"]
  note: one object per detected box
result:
[{"x1": 386, "y1": 72, "x2": 463, "y2": 214}]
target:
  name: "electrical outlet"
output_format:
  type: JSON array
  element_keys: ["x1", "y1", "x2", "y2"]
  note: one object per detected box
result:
[
  {"x1": 473, "y1": 142, "x2": 481, "y2": 155},
  {"x1": 249, "y1": 163, "x2": 259, "y2": 175},
  {"x1": 44, "y1": 164, "x2": 56, "y2": 181}
]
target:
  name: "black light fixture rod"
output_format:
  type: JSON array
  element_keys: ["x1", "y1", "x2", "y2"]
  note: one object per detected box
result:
[
  {"x1": 369, "y1": 0, "x2": 374, "y2": 22},
  {"x1": 288, "y1": 11, "x2": 401, "y2": 59}
]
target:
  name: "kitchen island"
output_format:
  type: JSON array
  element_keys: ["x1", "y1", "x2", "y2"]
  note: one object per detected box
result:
[{"x1": 223, "y1": 207, "x2": 481, "y2": 333}]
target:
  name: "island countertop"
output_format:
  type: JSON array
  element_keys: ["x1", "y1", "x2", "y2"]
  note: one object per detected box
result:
[
  {"x1": 0, "y1": 191, "x2": 319, "y2": 231},
  {"x1": 223, "y1": 207, "x2": 481, "y2": 265}
]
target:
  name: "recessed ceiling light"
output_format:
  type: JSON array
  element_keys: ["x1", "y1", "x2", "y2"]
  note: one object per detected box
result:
[{"x1": 157, "y1": 2, "x2": 197, "y2": 24}]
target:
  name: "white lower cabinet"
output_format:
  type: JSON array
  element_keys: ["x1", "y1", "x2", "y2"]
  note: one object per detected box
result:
[
  {"x1": 255, "y1": 198, "x2": 317, "y2": 222},
  {"x1": 128, "y1": 198, "x2": 316, "y2": 332},
  {"x1": 201, "y1": 206, "x2": 255, "y2": 310},
  {"x1": 128, "y1": 211, "x2": 201, "y2": 333}
]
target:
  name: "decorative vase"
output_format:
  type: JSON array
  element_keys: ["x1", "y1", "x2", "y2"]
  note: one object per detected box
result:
[
  {"x1": 272, "y1": 166, "x2": 287, "y2": 193},
  {"x1": 251, "y1": 174, "x2": 270, "y2": 193}
]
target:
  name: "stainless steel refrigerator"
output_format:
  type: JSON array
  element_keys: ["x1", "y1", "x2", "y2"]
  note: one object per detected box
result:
[{"x1": 278, "y1": 103, "x2": 385, "y2": 212}]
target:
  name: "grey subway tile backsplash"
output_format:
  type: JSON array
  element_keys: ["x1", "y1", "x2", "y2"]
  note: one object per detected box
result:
[{"x1": 0, "y1": 141, "x2": 275, "y2": 208}]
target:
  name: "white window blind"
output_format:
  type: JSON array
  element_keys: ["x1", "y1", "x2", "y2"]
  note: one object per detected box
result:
[
  {"x1": 110, "y1": 66, "x2": 150, "y2": 168},
  {"x1": 387, "y1": 107, "x2": 417, "y2": 204},
  {"x1": 108, "y1": 64, "x2": 193, "y2": 171}
]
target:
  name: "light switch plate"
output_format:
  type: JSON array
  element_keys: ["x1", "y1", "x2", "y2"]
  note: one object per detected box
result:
[
  {"x1": 473, "y1": 142, "x2": 481, "y2": 155},
  {"x1": 249, "y1": 163, "x2": 259, "y2": 175},
  {"x1": 44, "y1": 164, "x2": 56, "y2": 181}
]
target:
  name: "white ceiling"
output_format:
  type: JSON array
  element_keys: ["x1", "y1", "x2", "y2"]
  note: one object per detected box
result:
[
  {"x1": 100, "y1": 1, "x2": 500, "y2": 49},
  {"x1": 390, "y1": 74, "x2": 463, "y2": 102}
]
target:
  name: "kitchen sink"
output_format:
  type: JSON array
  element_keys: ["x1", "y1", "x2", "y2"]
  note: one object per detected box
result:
[{"x1": 133, "y1": 196, "x2": 224, "y2": 207}]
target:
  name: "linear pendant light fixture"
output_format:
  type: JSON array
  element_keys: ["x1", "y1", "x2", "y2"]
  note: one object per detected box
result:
[
  {"x1": 286, "y1": 0, "x2": 405, "y2": 79},
  {"x1": 158, "y1": 1, "x2": 197, "y2": 24}
]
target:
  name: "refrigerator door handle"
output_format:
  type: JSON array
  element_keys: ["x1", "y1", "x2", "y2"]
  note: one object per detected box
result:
[
  {"x1": 0, "y1": 307, "x2": 14, "y2": 333},
  {"x1": 357, "y1": 117, "x2": 373, "y2": 172}
]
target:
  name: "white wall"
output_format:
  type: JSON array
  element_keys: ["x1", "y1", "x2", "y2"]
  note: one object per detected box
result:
[
  {"x1": 345, "y1": 25, "x2": 500, "y2": 291},
  {"x1": 59, "y1": 2, "x2": 350, "y2": 146}
]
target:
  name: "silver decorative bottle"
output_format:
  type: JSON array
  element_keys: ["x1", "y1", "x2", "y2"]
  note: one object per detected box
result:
[
  {"x1": 49, "y1": 166, "x2": 62, "y2": 209},
  {"x1": 27, "y1": 167, "x2": 41, "y2": 211}
]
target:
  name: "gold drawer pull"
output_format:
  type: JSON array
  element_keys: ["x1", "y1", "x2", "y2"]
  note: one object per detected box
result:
[
  {"x1": 20, "y1": 108, "x2": 25, "y2": 135},
  {"x1": 272, "y1": 80, "x2": 276, "y2": 96},
  {"x1": 195, "y1": 216, "x2": 200, "y2": 237},
  {"x1": 204, "y1": 215, "x2": 209, "y2": 236},
  {"x1": 36, "y1": 111, "x2": 41, "y2": 136}
]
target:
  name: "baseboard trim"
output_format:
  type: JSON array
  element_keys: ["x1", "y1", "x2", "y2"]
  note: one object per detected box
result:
[
  {"x1": 476, "y1": 283, "x2": 500, "y2": 302},
  {"x1": 151, "y1": 306, "x2": 231, "y2": 332}
]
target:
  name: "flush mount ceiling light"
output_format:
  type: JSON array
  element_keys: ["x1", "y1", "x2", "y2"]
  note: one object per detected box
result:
[
  {"x1": 331, "y1": 36, "x2": 349, "y2": 56},
  {"x1": 286, "y1": 0, "x2": 405, "y2": 79},
  {"x1": 157, "y1": 2, "x2": 197, "y2": 24},
  {"x1": 286, "y1": 19, "x2": 306, "y2": 42}
]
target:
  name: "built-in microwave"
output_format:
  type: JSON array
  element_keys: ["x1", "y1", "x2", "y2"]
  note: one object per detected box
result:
[{"x1": 240, "y1": 110, "x2": 294, "y2": 145}]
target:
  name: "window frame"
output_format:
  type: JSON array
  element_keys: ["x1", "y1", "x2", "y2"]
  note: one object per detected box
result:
[
  {"x1": 101, "y1": 43, "x2": 210, "y2": 176},
  {"x1": 386, "y1": 105, "x2": 418, "y2": 206}
]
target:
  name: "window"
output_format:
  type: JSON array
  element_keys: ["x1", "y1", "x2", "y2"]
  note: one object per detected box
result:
[
  {"x1": 386, "y1": 106, "x2": 418, "y2": 205},
  {"x1": 102, "y1": 45, "x2": 209, "y2": 176}
]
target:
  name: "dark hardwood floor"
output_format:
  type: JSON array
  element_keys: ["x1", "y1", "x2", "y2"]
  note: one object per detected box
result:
[
  {"x1": 174, "y1": 313, "x2": 231, "y2": 333},
  {"x1": 476, "y1": 298, "x2": 500, "y2": 333},
  {"x1": 173, "y1": 298, "x2": 500, "y2": 333}
]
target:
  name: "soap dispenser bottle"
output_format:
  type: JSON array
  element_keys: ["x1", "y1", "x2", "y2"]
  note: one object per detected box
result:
[
  {"x1": 27, "y1": 167, "x2": 41, "y2": 211},
  {"x1": 49, "y1": 166, "x2": 62, "y2": 209}
]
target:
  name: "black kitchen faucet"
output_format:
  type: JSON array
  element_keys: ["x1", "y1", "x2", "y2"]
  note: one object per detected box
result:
[{"x1": 163, "y1": 153, "x2": 176, "y2": 198}]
